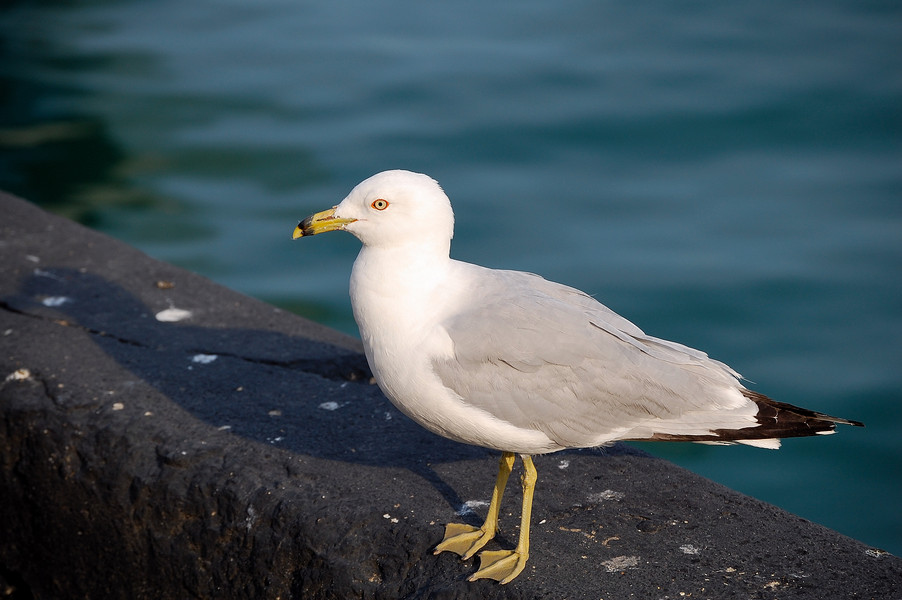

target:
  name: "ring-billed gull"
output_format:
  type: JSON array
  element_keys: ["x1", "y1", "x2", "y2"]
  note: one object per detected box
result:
[{"x1": 293, "y1": 169, "x2": 863, "y2": 584}]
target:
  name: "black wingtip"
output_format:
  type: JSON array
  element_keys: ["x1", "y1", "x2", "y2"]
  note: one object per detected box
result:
[
  {"x1": 741, "y1": 389, "x2": 864, "y2": 430},
  {"x1": 639, "y1": 390, "x2": 863, "y2": 445}
]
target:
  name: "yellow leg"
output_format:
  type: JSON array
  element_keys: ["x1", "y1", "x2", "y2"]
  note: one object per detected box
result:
[
  {"x1": 434, "y1": 452, "x2": 515, "y2": 559},
  {"x1": 469, "y1": 455, "x2": 536, "y2": 584}
]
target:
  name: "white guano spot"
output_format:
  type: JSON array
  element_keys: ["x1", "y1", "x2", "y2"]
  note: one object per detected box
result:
[
  {"x1": 191, "y1": 354, "x2": 218, "y2": 364},
  {"x1": 601, "y1": 555, "x2": 640, "y2": 572},
  {"x1": 679, "y1": 544, "x2": 701, "y2": 555},
  {"x1": 245, "y1": 505, "x2": 258, "y2": 531},
  {"x1": 41, "y1": 296, "x2": 71, "y2": 307},
  {"x1": 558, "y1": 459, "x2": 570, "y2": 470},
  {"x1": 457, "y1": 500, "x2": 489, "y2": 517},
  {"x1": 588, "y1": 489, "x2": 625, "y2": 502},
  {"x1": 5, "y1": 368, "x2": 32, "y2": 382},
  {"x1": 111, "y1": 402, "x2": 125, "y2": 411},
  {"x1": 318, "y1": 401, "x2": 341, "y2": 411},
  {"x1": 155, "y1": 307, "x2": 192, "y2": 322}
]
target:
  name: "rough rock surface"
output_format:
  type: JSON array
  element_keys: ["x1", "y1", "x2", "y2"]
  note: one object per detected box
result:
[{"x1": 1, "y1": 190, "x2": 899, "y2": 599}]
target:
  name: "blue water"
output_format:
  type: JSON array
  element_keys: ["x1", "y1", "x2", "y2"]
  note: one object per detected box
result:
[{"x1": 2, "y1": 1, "x2": 899, "y2": 556}]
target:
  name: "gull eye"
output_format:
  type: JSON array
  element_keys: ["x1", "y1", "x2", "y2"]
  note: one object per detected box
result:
[{"x1": 371, "y1": 199, "x2": 389, "y2": 211}]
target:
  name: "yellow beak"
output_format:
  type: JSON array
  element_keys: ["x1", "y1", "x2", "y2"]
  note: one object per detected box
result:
[{"x1": 293, "y1": 207, "x2": 357, "y2": 238}]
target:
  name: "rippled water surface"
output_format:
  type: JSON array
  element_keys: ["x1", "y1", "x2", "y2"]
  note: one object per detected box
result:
[{"x1": 2, "y1": 1, "x2": 899, "y2": 555}]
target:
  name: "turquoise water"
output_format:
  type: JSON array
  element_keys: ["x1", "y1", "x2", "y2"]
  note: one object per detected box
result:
[{"x1": 2, "y1": 1, "x2": 899, "y2": 556}]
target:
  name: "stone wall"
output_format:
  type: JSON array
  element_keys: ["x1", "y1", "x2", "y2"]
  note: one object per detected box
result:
[{"x1": 2, "y1": 191, "x2": 899, "y2": 599}]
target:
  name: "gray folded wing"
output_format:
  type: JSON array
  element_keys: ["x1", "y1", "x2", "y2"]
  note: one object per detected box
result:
[{"x1": 431, "y1": 267, "x2": 750, "y2": 448}]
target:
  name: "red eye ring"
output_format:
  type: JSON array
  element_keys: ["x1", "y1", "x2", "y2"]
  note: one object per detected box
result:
[{"x1": 371, "y1": 199, "x2": 389, "y2": 211}]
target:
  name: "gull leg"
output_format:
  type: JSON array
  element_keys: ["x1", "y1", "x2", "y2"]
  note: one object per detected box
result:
[
  {"x1": 434, "y1": 451, "x2": 515, "y2": 559},
  {"x1": 470, "y1": 454, "x2": 536, "y2": 584}
]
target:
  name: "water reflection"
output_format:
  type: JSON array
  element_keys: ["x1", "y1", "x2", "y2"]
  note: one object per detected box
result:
[{"x1": 0, "y1": 7, "x2": 139, "y2": 226}]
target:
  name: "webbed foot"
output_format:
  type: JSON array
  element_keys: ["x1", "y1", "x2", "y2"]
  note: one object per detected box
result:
[
  {"x1": 433, "y1": 522, "x2": 494, "y2": 559},
  {"x1": 470, "y1": 548, "x2": 528, "y2": 584}
]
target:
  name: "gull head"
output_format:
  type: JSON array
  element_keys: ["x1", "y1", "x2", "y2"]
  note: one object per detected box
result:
[{"x1": 294, "y1": 170, "x2": 455, "y2": 251}]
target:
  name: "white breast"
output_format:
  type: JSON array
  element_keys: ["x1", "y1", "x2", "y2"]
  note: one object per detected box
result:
[{"x1": 349, "y1": 248, "x2": 559, "y2": 452}]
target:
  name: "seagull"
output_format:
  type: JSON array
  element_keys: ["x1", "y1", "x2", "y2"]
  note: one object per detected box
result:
[{"x1": 293, "y1": 169, "x2": 863, "y2": 584}]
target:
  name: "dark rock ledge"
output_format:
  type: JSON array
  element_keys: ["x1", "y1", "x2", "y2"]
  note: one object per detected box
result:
[{"x1": 1, "y1": 190, "x2": 899, "y2": 600}]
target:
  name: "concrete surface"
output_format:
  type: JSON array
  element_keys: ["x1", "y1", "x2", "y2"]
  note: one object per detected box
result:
[{"x1": 1, "y1": 190, "x2": 899, "y2": 599}]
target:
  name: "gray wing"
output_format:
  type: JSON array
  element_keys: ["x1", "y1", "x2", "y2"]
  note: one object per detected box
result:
[{"x1": 431, "y1": 266, "x2": 747, "y2": 447}]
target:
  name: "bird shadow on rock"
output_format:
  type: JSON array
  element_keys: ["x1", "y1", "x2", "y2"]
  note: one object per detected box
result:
[{"x1": 5, "y1": 267, "x2": 639, "y2": 514}]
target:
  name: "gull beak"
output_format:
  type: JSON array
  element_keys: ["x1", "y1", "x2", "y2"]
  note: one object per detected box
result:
[{"x1": 293, "y1": 207, "x2": 357, "y2": 238}]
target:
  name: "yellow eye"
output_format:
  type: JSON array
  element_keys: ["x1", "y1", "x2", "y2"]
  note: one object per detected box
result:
[{"x1": 371, "y1": 199, "x2": 389, "y2": 211}]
